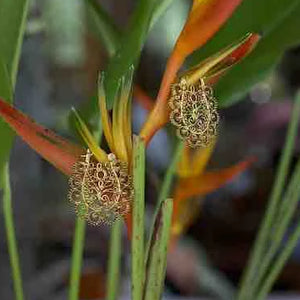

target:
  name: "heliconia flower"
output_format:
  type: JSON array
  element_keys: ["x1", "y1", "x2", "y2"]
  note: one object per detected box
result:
[
  {"x1": 171, "y1": 142, "x2": 255, "y2": 242},
  {"x1": 0, "y1": 69, "x2": 135, "y2": 235},
  {"x1": 140, "y1": 0, "x2": 260, "y2": 144}
]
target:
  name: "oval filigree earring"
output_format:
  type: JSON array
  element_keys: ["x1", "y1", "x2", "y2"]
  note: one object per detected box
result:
[
  {"x1": 169, "y1": 77, "x2": 219, "y2": 148},
  {"x1": 68, "y1": 149, "x2": 133, "y2": 225}
]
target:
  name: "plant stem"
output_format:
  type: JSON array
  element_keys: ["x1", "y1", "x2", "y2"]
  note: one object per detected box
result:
[
  {"x1": 131, "y1": 136, "x2": 145, "y2": 300},
  {"x1": 145, "y1": 141, "x2": 183, "y2": 262},
  {"x1": 106, "y1": 219, "x2": 122, "y2": 300},
  {"x1": 250, "y1": 158, "x2": 300, "y2": 295},
  {"x1": 256, "y1": 221, "x2": 300, "y2": 300},
  {"x1": 2, "y1": 162, "x2": 24, "y2": 300},
  {"x1": 69, "y1": 217, "x2": 86, "y2": 300},
  {"x1": 237, "y1": 92, "x2": 300, "y2": 300},
  {"x1": 69, "y1": 121, "x2": 103, "y2": 300}
]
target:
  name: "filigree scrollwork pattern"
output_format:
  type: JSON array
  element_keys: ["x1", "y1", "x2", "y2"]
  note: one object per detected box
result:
[
  {"x1": 169, "y1": 77, "x2": 219, "y2": 148},
  {"x1": 68, "y1": 150, "x2": 133, "y2": 225}
]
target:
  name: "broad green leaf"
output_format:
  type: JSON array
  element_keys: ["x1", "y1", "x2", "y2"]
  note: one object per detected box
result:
[
  {"x1": 104, "y1": 0, "x2": 157, "y2": 108},
  {"x1": 188, "y1": 0, "x2": 300, "y2": 107},
  {"x1": 0, "y1": 0, "x2": 29, "y2": 182}
]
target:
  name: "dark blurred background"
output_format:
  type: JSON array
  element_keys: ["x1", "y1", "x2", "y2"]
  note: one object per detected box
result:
[{"x1": 1, "y1": 0, "x2": 300, "y2": 299}]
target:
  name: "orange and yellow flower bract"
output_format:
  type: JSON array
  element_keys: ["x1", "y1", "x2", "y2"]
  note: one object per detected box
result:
[
  {"x1": 141, "y1": 32, "x2": 260, "y2": 144},
  {"x1": 140, "y1": 0, "x2": 259, "y2": 145},
  {"x1": 0, "y1": 99, "x2": 84, "y2": 176},
  {"x1": 69, "y1": 70, "x2": 135, "y2": 230},
  {"x1": 171, "y1": 142, "x2": 255, "y2": 242},
  {"x1": 0, "y1": 0, "x2": 260, "y2": 238}
]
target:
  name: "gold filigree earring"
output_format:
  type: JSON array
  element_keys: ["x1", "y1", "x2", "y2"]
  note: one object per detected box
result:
[
  {"x1": 68, "y1": 149, "x2": 133, "y2": 225},
  {"x1": 169, "y1": 77, "x2": 219, "y2": 148}
]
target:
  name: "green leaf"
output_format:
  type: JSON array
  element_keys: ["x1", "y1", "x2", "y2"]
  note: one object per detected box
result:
[
  {"x1": 144, "y1": 198, "x2": 173, "y2": 300},
  {"x1": 131, "y1": 136, "x2": 146, "y2": 300},
  {"x1": 0, "y1": 62, "x2": 14, "y2": 180},
  {"x1": 104, "y1": 0, "x2": 157, "y2": 108},
  {"x1": 188, "y1": 0, "x2": 300, "y2": 107},
  {"x1": 237, "y1": 90, "x2": 300, "y2": 300},
  {"x1": 0, "y1": 0, "x2": 29, "y2": 180},
  {"x1": 0, "y1": 0, "x2": 29, "y2": 87},
  {"x1": 85, "y1": 0, "x2": 120, "y2": 57},
  {"x1": 145, "y1": 141, "x2": 183, "y2": 261}
]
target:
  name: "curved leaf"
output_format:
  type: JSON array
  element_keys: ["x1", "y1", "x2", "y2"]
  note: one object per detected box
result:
[{"x1": 104, "y1": 0, "x2": 157, "y2": 108}]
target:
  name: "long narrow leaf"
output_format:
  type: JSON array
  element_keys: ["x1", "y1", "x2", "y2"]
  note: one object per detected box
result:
[
  {"x1": 144, "y1": 198, "x2": 173, "y2": 300},
  {"x1": 238, "y1": 91, "x2": 300, "y2": 300},
  {"x1": 256, "y1": 220, "x2": 300, "y2": 300},
  {"x1": 104, "y1": 0, "x2": 157, "y2": 108},
  {"x1": 145, "y1": 141, "x2": 183, "y2": 261},
  {"x1": 85, "y1": 0, "x2": 120, "y2": 57},
  {"x1": 131, "y1": 136, "x2": 145, "y2": 300},
  {"x1": 1, "y1": 163, "x2": 24, "y2": 300}
]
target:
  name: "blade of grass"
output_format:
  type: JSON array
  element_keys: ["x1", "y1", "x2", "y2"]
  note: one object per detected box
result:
[
  {"x1": 106, "y1": 219, "x2": 123, "y2": 300},
  {"x1": 131, "y1": 136, "x2": 146, "y2": 300},
  {"x1": 250, "y1": 157, "x2": 300, "y2": 296},
  {"x1": 256, "y1": 220, "x2": 300, "y2": 300},
  {"x1": 85, "y1": 0, "x2": 120, "y2": 57},
  {"x1": 144, "y1": 198, "x2": 173, "y2": 300},
  {"x1": 1, "y1": 162, "x2": 24, "y2": 300},
  {"x1": 237, "y1": 91, "x2": 300, "y2": 300},
  {"x1": 145, "y1": 140, "x2": 183, "y2": 263},
  {"x1": 69, "y1": 217, "x2": 86, "y2": 300}
]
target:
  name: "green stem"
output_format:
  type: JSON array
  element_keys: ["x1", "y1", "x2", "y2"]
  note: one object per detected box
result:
[
  {"x1": 250, "y1": 158, "x2": 300, "y2": 295},
  {"x1": 132, "y1": 136, "x2": 146, "y2": 300},
  {"x1": 69, "y1": 217, "x2": 86, "y2": 300},
  {"x1": 145, "y1": 141, "x2": 183, "y2": 262},
  {"x1": 69, "y1": 122, "x2": 102, "y2": 300},
  {"x1": 256, "y1": 221, "x2": 300, "y2": 300},
  {"x1": 2, "y1": 162, "x2": 24, "y2": 300},
  {"x1": 106, "y1": 219, "x2": 122, "y2": 300},
  {"x1": 237, "y1": 92, "x2": 300, "y2": 300}
]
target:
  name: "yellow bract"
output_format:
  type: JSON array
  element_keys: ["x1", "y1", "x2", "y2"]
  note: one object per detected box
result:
[
  {"x1": 98, "y1": 70, "x2": 133, "y2": 167},
  {"x1": 71, "y1": 107, "x2": 108, "y2": 162},
  {"x1": 177, "y1": 140, "x2": 216, "y2": 178}
]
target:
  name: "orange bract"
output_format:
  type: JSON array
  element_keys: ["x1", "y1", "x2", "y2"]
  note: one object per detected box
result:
[
  {"x1": 141, "y1": 0, "x2": 258, "y2": 145},
  {"x1": 0, "y1": 98, "x2": 83, "y2": 175},
  {"x1": 171, "y1": 142, "x2": 255, "y2": 241}
]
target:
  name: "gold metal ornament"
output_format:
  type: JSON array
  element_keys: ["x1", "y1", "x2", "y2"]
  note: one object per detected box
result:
[
  {"x1": 169, "y1": 77, "x2": 219, "y2": 148},
  {"x1": 68, "y1": 149, "x2": 133, "y2": 225}
]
